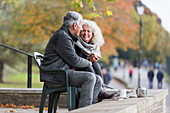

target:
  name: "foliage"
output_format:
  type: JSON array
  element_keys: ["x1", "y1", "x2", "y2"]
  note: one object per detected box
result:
[
  {"x1": 0, "y1": 0, "x2": 68, "y2": 67},
  {"x1": 0, "y1": 0, "x2": 170, "y2": 68},
  {"x1": 92, "y1": 0, "x2": 139, "y2": 62},
  {"x1": 71, "y1": 0, "x2": 117, "y2": 18},
  {"x1": 0, "y1": 0, "x2": 69, "y2": 82},
  {"x1": 0, "y1": 0, "x2": 25, "y2": 65},
  {"x1": 125, "y1": 7, "x2": 170, "y2": 64},
  {"x1": 145, "y1": 27, "x2": 170, "y2": 64},
  {"x1": 1, "y1": 0, "x2": 138, "y2": 65},
  {"x1": 117, "y1": 48, "x2": 138, "y2": 66},
  {"x1": 1, "y1": 0, "x2": 69, "y2": 51}
]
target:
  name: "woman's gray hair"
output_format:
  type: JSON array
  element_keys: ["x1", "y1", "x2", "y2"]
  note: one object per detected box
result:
[
  {"x1": 63, "y1": 11, "x2": 83, "y2": 28},
  {"x1": 82, "y1": 19, "x2": 105, "y2": 46}
]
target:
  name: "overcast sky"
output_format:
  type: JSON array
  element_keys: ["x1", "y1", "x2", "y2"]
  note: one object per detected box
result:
[{"x1": 142, "y1": 0, "x2": 170, "y2": 33}]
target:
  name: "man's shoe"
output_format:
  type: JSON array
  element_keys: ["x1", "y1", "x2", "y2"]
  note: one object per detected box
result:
[{"x1": 98, "y1": 90, "x2": 117, "y2": 102}]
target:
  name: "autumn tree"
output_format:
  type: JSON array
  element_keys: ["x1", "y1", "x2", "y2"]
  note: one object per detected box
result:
[
  {"x1": 0, "y1": 0, "x2": 25, "y2": 82},
  {"x1": 1, "y1": 0, "x2": 170, "y2": 83},
  {"x1": 0, "y1": 0, "x2": 123, "y2": 82},
  {"x1": 90, "y1": 0, "x2": 139, "y2": 62},
  {"x1": 0, "y1": 0, "x2": 69, "y2": 82},
  {"x1": 144, "y1": 26, "x2": 170, "y2": 64},
  {"x1": 127, "y1": 5, "x2": 170, "y2": 64}
]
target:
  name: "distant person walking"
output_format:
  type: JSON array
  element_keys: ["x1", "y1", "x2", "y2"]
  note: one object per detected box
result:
[
  {"x1": 147, "y1": 67, "x2": 154, "y2": 89},
  {"x1": 157, "y1": 69, "x2": 164, "y2": 89},
  {"x1": 101, "y1": 67, "x2": 112, "y2": 85},
  {"x1": 129, "y1": 65, "x2": 133, "y2": 81}
]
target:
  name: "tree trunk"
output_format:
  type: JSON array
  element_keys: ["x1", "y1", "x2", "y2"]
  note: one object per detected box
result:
[{"x1": 0, "y1": 61, "x2": 4, "y2": 83}]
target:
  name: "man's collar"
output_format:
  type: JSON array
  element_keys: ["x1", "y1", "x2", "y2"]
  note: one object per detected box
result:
[{"x1": 60, "y1": 25, "x2": 78, "y2": 41}]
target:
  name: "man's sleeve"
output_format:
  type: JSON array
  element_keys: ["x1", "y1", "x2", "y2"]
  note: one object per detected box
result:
[{"x1": 56, "y1": 32, "x2": 91, "y2": 68}]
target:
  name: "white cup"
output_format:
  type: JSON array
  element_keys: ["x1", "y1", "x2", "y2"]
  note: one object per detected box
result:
[{"x1": 119, "y1": 89, "x2": 127, "y2": 98}]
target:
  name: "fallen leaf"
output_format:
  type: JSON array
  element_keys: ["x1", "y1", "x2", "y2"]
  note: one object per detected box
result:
[
  {"x1": 5, "y1": 108, "x2": 16, "y2": 112},
  {"x1": 35, "y1": 108, "x2": 39, "y2": 111}
]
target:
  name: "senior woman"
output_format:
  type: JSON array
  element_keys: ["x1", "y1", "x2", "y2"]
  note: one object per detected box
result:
[{"x1": 75, "y1": 19, "x2": 116, "y2": 102}]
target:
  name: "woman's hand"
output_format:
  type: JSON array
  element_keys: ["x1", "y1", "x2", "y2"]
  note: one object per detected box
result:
[{"x1": 89, "y1": 53, "x2": 99, "y2": 62}]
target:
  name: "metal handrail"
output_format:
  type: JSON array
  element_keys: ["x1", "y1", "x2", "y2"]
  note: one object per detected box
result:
[
  {"x1": 0, "y1": 43, "x2": 33, "y2": 88},
  {"x1": 0, "y1": 43, "x2": 33, "y2": 57}
]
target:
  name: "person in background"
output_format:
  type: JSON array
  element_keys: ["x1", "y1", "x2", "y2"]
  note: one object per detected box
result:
[
  {"x1": 147, "y1": 67, "x2": 154, "y2": 89},
  {"x1": 75, "y1": 19, "x2": 116, "y2": 102},
  {"x1": 40, "y1": 11, "x2": 102, "y2": 108},
  {"x1": 101, "y1": 67, "x2": 112, "y2": 85},
  {"x1": 157, "y1": 69, "x2": 164, "y2": 89},
  {"x1": 154, "y1": 62, "x2": 159, "y2": 69},
  {"x1": 129, "y1": 65, "x2": 133, "y2": 81}
]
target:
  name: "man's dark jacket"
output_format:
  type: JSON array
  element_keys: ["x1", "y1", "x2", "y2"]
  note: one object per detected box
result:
[
  {"x1": 148, "y1": 70, "x2": 154, "y2": 81},
  {"x1": 40, "y1": 25, "x2": 91, "y2": 84},
  {"x1": 157, "y1": 71, "x2": 164, "y2": 81}
]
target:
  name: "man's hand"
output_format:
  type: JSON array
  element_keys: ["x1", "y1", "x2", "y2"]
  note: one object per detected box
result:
[{"x1": 89, "y1": 53, "x2": 94, "y2": 62}]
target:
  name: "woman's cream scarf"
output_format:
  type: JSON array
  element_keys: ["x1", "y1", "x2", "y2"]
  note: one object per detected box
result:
[{"x1": 75, "y1": 37, "x2": 102, "y2": 57}]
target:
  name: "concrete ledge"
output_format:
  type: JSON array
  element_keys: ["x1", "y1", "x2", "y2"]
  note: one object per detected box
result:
[
  {"x1": 67, "y1": 89, "x2": 168, "y2": 113},
  {"x1": 0, "y1": 88, "x2": 42, "y2": 94}
]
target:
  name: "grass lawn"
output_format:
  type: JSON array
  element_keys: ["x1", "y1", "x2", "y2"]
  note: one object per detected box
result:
[{"x1": 0, "y1": 63, "x2": 43, "y2": 88}]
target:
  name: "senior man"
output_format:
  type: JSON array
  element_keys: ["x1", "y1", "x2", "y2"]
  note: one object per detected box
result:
[{"x1": 40, "y1": 11, "x2": 102, "y2": 108}]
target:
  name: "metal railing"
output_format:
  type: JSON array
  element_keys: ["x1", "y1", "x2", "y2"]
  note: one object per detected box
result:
[{"x1": 0, "y1": 43, "x2": 33, "y2": 88}]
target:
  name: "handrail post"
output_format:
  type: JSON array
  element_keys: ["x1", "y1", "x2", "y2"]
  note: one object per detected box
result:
[
  {"x1": 28, "y1": 56, "x2": 32, "y2": 88},
  {"x1": 0, "y1": 43, "x2": 33, "y2": 88}
]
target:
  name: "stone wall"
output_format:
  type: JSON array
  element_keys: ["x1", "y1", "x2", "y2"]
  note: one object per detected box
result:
[
  {"x1": 66, "y1": 89, "x2": 168, "y2": 113},
  {"x1": 0, "y1": 93, "x2": 42, "y2": 106},
  {"x1": 0, "y1": 88, "x2": 168, "y2": 113},
  {"x1": 135, "y1": 90, "x2": 167, "y2": 113},
  {"x1": 141, "y1": 98, "x2": 166, "y2": 113},
  {"x1": 0, "y1": 88, "x2": 68, "y2": 107}
]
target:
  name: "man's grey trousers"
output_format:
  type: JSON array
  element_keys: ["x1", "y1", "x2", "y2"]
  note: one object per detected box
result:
[{"x1": 69, "y1": 71, "x2": 102, "y2": 108}]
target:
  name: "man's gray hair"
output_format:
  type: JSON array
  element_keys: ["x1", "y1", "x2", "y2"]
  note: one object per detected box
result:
[{"x1": 63, "y1": 11, "x2": 83, "y2": 28}]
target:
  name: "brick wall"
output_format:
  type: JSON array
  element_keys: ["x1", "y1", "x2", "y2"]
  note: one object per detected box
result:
[
  {"x1": 0, "y1": 88, "x2": 68, "y2": 108},
  {"x1": 0, "y1": 93, "x2": 42, "y2": 107}
]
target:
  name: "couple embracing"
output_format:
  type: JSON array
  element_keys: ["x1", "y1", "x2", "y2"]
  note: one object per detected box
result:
[{"x1": 41, "y1": 11, "x2": 116, "y2": 108}]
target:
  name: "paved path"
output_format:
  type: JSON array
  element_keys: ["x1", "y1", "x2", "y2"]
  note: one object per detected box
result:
[
  {"x1": 107, "y1": 77, "x2": 126, "y2": 89},
  {"x1": 110, "y1": 66, "x2": 170, "y2": 113},
  {"x1": 0, "y1": 107, "x2": 67, "y2": 113}
]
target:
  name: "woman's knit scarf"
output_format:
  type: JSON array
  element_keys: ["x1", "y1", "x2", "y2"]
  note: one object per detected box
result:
[{"x1": 75, "y1": 37, "x2": 101, "y2": 57}]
